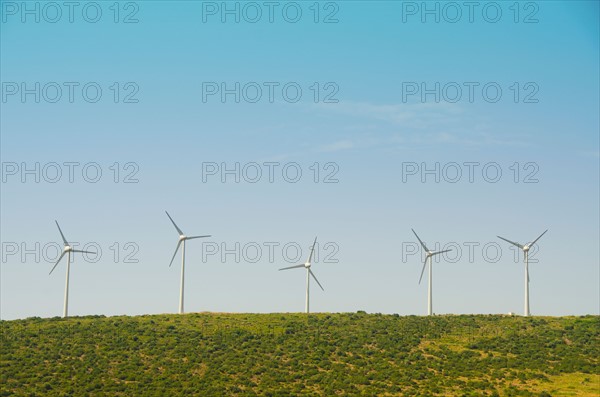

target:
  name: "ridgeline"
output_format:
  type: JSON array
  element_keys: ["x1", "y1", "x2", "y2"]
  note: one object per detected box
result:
[{"x1": 1, "y1": 313, "x2": 598, "y2": 396}]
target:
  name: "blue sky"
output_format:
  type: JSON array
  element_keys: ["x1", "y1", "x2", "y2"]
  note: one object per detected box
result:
[{"x1": 1, "y1": 1, "x2": 598, "y2": 319}]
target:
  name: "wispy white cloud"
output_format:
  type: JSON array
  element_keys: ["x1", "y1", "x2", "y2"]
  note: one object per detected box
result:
[
  {"x1": 314, "y1": 101, "x2": 463, "y2": 128},
  {"x1": 579, "y1": 150, "x2": 600, "y2": 158},
  {"x1": 311, "y1": 101, "x2": 530, "y2": 151},
  {"x1": 318, "y1": 140, "x2": 355, "y2": 153},
  {"x1": 264, "y1": 101, "x2": 531, "y2": 160}
]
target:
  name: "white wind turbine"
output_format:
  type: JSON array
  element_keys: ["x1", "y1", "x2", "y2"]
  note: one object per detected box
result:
[
  {"x1": 279, "y1": 237, "x2": 324, "y2": 313},
  {"x1": 165, "y1": 211, "x2": 211, "y2": 314},
  {"x1": 412, "y1": 229, "x2": 452, "y2": 316},
  {"x1": 49, "y1": 221, "x2": 96, "y2": 318},
  {"x1": 497, "y1": 230, "x2": 547, "y2": 316}
]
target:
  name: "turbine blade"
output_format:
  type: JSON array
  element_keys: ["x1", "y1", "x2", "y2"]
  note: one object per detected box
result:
[
  {"x1": 309, "y1": 269, "x2": 324, "y2": 291},
  {"x1": 169, "y1": 240, "x2": 182, "y2": 267},
  {"x1": 431, "y1": 249, "x2": 452, "y2": 256},
  {"x1": 497, "y1": 236, "x2": 524, "y2": 249},
  {"x1": 529, "y1": 229, "x2": 548, "y2": 248},
  {"x1": 55, "y1": 221, "x2": 68, "y2": 245},
  {"x1": 412, "y1": 229, "x2": 429, "y2": 252},
  {"x1": 165, "y1": 211, "x2": 184, "y2": 236},
  {"x1": 279, "y1": 264, "x2": 305, "y2": 271},
  {"x1": 186, "y1": 235, "x2": 211, "y2": 240},
  {"x1": 71, "y1": 250, "x2": 97, "y2": 254},
  {"x1": 307, "y1": 236, "x2": 317, "y2": 263},
  {"x1": 418, "y1": 256, "x2": 428, "y2": 284},
  {"x1": 49, "y1": 252, "x2": 66, "y2": 275}
]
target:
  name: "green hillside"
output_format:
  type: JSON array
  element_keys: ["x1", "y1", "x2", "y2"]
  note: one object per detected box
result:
[{"x1": 1, "y1": 313, "x2": 598, "y2": 396}]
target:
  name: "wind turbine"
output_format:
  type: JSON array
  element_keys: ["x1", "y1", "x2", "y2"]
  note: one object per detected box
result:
[
  {"x1": 279, "y1": 237, "x2": 324, "y2": 313},
  {"x1": 412, "y1": 229, "x2": 451, "y2": 316},
  {"x1": 165, "y1": 211, "x2": 211, "y2": 314},
  {"x1": 49, "y1": 221, "x2": 96, "y2": 318},
  {"x1": 497, "y1": 230, "x2": 547, "y2": 316}
]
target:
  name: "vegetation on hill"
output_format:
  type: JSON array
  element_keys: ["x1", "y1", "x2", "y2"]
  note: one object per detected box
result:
[{"x1": 1, "y1": 313, "x2": 598, "y2": 396}]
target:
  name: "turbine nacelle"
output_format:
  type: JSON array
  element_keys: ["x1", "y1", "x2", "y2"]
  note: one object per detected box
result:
[
  {"x1": 497, "y1": 230, "x2": 547, "y2": 255},
  {"x1": 304, "y1": 262, "x2": 311, "y2": 268},
  {"x1": 425, "y1": 249, "x2": 450, "y2": 259},
  {"x1": 179, "y1": 235, "x2": 187, "y2": 241}
]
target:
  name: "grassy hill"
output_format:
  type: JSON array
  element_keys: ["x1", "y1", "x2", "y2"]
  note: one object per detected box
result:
[{"x1": 1, "y1": 313, "x2": 598, "y2": 396}]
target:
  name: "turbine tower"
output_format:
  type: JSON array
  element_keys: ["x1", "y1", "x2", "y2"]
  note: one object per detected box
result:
[
  {"x1": 165, "y1": 211, "x2": 211, "y2": 314},
  {"x1": 49, "y1": 221, "x2": 96, "y2": 318},
  {"x1": 412, "y1": 229, "x2": 451, "y2": 316},
  {"x1": 497, "y1": 230, "x2": 547, "y2": 316},
  {"x1": 279, "y1": 237, "x2": 324, "y2": 313}
]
